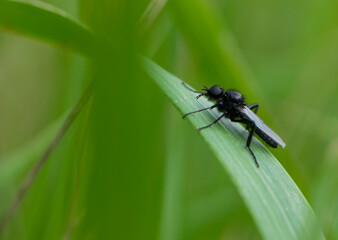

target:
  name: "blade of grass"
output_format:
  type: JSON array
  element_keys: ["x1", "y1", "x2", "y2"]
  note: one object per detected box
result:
[
  {"x1": 142, "y1": 57, "x2": 324, "y2": 240},
  {"x1": 160, "y1": 114, "x2": 185, "y2": 240},
  {"x1": 0, "y1": 83, "x2": 94, "y2": 234},
  {"x1": 139, "y1": 0, "x2": 168, "y2": 35},
  {"x1": 0, "y1": 0, "x2": 100, "y2": 57},
  {"x1": 0, "y1": 0, "x2": 168, "y2": 57},
  {"x1": 0, "y1": 1, "x2": 166, "y2": 239},
  {"x1": 168, "y1": 0, "x2": 260, "y2": 101},
  {"x1": 0, "y1": 113, "x2": 65, "y2": 192}
]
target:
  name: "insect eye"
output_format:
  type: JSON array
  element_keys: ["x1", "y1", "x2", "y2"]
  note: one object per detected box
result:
[{"x1": 209, "y1": 85, "x2": 223, "y2": 97}]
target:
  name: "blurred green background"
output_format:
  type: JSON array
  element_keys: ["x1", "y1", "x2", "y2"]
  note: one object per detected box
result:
[{"x1": 0, "y1": 0, "x2": 338, "y2": 239}]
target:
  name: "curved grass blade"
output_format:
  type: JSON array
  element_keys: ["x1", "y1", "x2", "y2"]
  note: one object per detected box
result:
[
  {"x1": 0, "y1": 0, "x2": 99, "y2": 57},
  {"x1": 0, "y1": 114, "x2": 65, "y2": 192},
  {"x1": 142, "y1": 57, "x2": 324, "y2": 240},
  {"x1": 0, "y1": 83, "x2": 94, "y2": 233},
  {"x1": 0, "y1": 0, "x2": 166, "y2": 58}
]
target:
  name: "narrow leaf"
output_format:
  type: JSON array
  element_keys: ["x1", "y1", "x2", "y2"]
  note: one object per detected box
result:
[
  {"x1": 0, "y1": 0, "x2": 98, "y2": 56},
  {"x1": 142, "y1": 57, "x2": 324, "y2": 240}
]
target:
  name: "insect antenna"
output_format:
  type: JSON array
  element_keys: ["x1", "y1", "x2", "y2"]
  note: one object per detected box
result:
[
  {"x1": 201, "y1": 85, "x2": 208, "y2": 91},
  {"x1": 182, "y1": 82, "x2": 203, "y2": 94},
  {"x1": 195, "y1": 85, "x2": 210, "y2": 99}
]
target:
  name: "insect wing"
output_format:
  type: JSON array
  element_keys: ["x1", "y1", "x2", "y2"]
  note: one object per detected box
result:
[{"x1": 240, "y1": 106, "x2": 286, "y2": 148}]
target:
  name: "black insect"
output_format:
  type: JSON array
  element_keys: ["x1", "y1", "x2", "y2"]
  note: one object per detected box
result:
[{"x1": 182, "y1": 83, "x2": 285, "y2": 168}]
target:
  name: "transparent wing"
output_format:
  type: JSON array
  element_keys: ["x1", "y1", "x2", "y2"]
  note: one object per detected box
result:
[{"x1": 240, "y1": 106, "x2": 286, "y2": 148}]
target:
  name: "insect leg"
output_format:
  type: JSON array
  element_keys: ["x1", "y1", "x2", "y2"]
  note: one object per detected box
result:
[
  {"x1": 230, "y1": 117, "x2": 259, "y2": 167},
  {"x1": 182, "y1": 104, "x2": 217, "y2": 119},
  {"x1": 231, "y1": 117, "x2": 254, "y2": 131},
  {"x1": 246, "y1": 124, "x2": 259, "y2": 168},
  {"x1": 199, "y1": 114, "x2": 224, "y2": 131},
  {"x1": 249, "y1": 104, "x2": 259, "y2": 114}
]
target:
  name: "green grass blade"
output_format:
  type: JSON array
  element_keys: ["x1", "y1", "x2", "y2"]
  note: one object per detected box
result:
[
  {"x1": 0, "y1": 114, "x2": 64, "y2": 190},
  {"x1": 168, "y1": 0, "x2": 259, "y2": 100},
  {"x1": 0, "y1": 112, "x2": 66, "y2": 229},
  {"x1": 142, "y1": 57, "x2": 324, "y2": 240},
  {"x1": 159, "y1": 117, "x2": 185, "y2": 240},
  {"x1": 0, "y1": 0, "x2": 97, "y2": 56}
]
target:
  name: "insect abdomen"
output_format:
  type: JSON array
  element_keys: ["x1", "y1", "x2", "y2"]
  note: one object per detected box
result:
[{"x1": 255, "y1": 128, "x2": 278, "y2": 148}]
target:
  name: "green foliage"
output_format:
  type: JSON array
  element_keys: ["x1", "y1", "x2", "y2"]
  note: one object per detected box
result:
[{"x1": 0, "y1": 0, "x2": 337, "y2": 239}]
